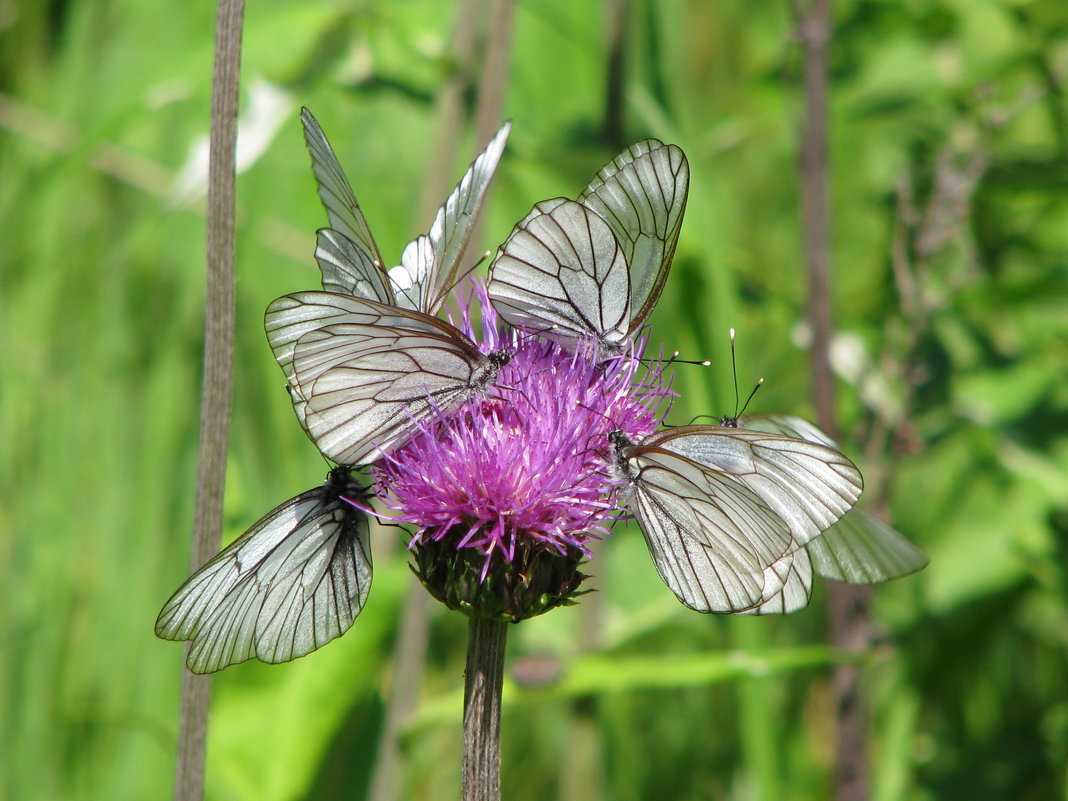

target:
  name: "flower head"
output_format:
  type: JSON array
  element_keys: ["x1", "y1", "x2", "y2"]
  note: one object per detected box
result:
[{"x1": 375, "y1": 285, "x2": 672, "y2": 620}]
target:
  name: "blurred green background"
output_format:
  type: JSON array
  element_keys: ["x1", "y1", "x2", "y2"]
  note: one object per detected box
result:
[{"x1": 2, "y1": 1, "x2": 1067, "y2": 799}]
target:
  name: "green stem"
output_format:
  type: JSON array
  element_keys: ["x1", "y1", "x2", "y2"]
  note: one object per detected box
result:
[{"x1": 462, "y1": 616, "x2": 508, "y2": 801}]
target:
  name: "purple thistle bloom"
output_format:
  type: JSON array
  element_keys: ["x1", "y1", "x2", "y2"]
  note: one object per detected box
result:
[{"x1": 373, "y1": 285, "x2": 673, "y2": 619}]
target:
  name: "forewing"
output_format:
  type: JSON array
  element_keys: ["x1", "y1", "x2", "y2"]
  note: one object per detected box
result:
[
  {"x1": 390, "y1": 121, "x2": 511, "y2": 314},
  {"x1": 621, "y1": 445, "x2": 794, "y2": 613},
  {"x1": 649, "y1": 426, "x2": 863, "y2": 546},
  {"x1": 489, "y1": 199, "x2": 630, "y2": 351},
  {"x1": 155, "y1": 477, "x2": 373, "y2": 673},
  {"x1": 301, "y1": 108, "x2": 385, "y2": 268},
  {"x1": 807, "y1": 510, "x2": 928, "y2": 583},
  {"x1": 579, "y1": 140, "x2": 689, "y2": 329},
  {"x1": 315, "y1": 228, "x2": 394, "y2": 302},
  {"x1": 737, "y1": 414, "x2": 840, "y2": 449},
  {"x1": 265, "y1": 292, "x2": 494, "y2": 465}
]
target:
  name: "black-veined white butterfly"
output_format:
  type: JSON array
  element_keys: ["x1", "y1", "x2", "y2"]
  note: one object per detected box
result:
[
  {"x1": 264, "y1": 291, "x2": 512, "y2": 467},
  {"x1": 302, "y1": 108, "x2": 511, "y2": 315},
  {"x1": 488, "y1": 139, "x2": 688, "y2": 355},
  {"x1": 155, "y1": 466, "x2": 373, "y2": 673},
  {"x1": 608, "y1": 423, "x2": 863, "y2": 613}
]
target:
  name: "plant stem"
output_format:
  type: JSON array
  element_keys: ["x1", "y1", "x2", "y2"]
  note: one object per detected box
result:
[
  {"x1": 462, "y1": 616, "x2": 508, "y2": 801},
  {"x1": 794, "y1": 2, "x2": 874, "y2": 798},
  {"x1": 174, "y1": 1, "x2": 244, "y2": 799}
]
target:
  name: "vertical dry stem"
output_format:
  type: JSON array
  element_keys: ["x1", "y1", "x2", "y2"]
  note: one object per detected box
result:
[
  {"x1": 173, "y1": 1, "x2": 244, "y2": 799},
  {"x1": 462, "y1": 617, "x2": 508, "y2": 801},
  {"x1": 794, "y1": 1, "x2": 873, "y2": 799}
]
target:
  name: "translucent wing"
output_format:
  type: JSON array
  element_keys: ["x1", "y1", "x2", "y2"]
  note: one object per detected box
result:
[
  {"x1": 155, "y1": 467, "x2": 373, "y2": 674},
  {"x1": 611, "y1": 431, "x2": 796, "y2": 613},
  {"x1": 578, "y1": 140, "x2": 688, "y2": 327},
  {"x1": 490, "y1": 199, "x2": 631, "y2": 352},
  {"x1": 735, "y1": 414, "x2": 839, "y2": 449},
  {"x1": 315, "y1": 228, "x2": 394, "y2": 302},
  {"x1": 489, "y1": 140, "x2": 688, "y2": 353},
  {"x1": 646, "y1": 425, "x2": 863, "y2": 547},
  {"x1": 389, "y1": 121, "x2": 511, "y2": 315},
  {"x1": 737, "y1": 413, "x2": 927, "y2": 582},
  {"x1": 807, "y1": 510, "x2": 928, "y2": 582},
  {"x1": 265, "y1": 291, "x2": 509, "y2": 466},
  {"x1": 735, "y1": 549, "x2": 815, "y2": 616},
  {"x1": 301, "y1": 108, "x2": 386, "y2": 270}
]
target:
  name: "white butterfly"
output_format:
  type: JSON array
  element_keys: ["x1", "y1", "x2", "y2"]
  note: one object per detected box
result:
[
  {"x1": 264, "y1": 291, "x2": 511, "y2": 466},
  {"x1": 155, "y1": 467, "x2": 373, "y2": 673},
  {"x1": 608, "y1": 423, "x2": 863, "y2": 614},
  {"x1": 488, "y1": 139, "x2": 688, "y2": 355},
  {"x1": 302, "y1": 108, "x2": 511, "y2": 315}
]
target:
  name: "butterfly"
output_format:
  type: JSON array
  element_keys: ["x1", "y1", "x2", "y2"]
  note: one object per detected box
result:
[
  {"x1": 488, "y1": 139, "x2": 688, "y2": 355},
  {"x1": 155, "y1": 466, "x2": 373, "y2": 673},
  {"x1": 608, "y1": 423, "x2": 863, "y2": 614},
  {"x1": 264, "y1": 291, "x2": 511, "y2": 466},
  {"x1": 301, "y1": 108, "x2": 511, "y2": 315}
]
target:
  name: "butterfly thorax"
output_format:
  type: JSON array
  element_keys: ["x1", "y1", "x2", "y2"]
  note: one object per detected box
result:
[{"x1": 607, "y1": 429, "x2": 639, "y2": 478}]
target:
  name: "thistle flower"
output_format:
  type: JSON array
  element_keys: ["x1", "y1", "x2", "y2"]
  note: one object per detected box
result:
[{"x1": 376, "y1": 285, "x2": 673, "y2": 621}]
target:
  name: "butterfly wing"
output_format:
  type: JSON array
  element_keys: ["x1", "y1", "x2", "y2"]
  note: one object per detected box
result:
[
  {"x1": 489, "y1": 140, "x2": 687, "y2": 353},
  {"x1": 578, "y1": 139, "x2": 689, "y2": 330},
  {"x1": 646, "y1": 425, "x2": 863, "y2": 547},
  {"x1": 489, "y1": 199, "x2": 631, "y2": 352},
  {"x1": 806, "y1": 509, "x2": 928, "y2": 582},
  {"x1": 736, "y1": 414, "x2": 927, "y2": 582},
  {"x1": 735, "y1": 548, "x2": 815, "y2": 616},
  {"x1": 389, "y1": 121, "x2": 511, "y2": 315},
  {"x1": 265, "y1": 291, "x2": 504, "y2": 466},
  {"x1": 301, "y1": 108, "x2": 387, "y2": 271},
  {"x1": 613, "y1": 435, "x2": 796, "y2": 613},
  {"x1": 315, "y1": 228, "x2": 395, "y2": 302},
  {"x1": 155, "y1": 468, "x2": 373, "y2": 673}
]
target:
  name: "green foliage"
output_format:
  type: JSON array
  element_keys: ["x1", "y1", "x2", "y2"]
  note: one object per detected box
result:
[{"x1": 2, "y1": 0, "x2": 1067, "y2": 799}]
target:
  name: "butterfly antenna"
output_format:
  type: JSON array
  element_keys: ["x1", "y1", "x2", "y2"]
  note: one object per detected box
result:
[
  {"x1": 729, "y1": 328, "x2": 741, "y2": 418},
  {"x1": 739, "y1": 377, "x2": 764, "y2": 417},
  {"x1": 651, "y1": 349, "x2": 710, "y2": 369},
  {"x1": 722, "y1": 328, "x2": 763, "y2": 426}
]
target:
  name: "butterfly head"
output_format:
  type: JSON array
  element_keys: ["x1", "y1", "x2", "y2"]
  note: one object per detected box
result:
[{"x1": 488, "y1": 349, "x2": 513, "y2": 370}]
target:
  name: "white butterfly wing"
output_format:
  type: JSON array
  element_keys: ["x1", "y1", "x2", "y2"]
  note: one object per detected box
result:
[
  {"x1": 315, "y1": 228, "x2": 394, "y2": 302},
  {"x1": 301, "y1": 108, "x2": 386, "y2": 270},
  {"x1": 155, "y1": 469, "x2": 373, "y2": 673},
  {"x1": 490, "y1": 199, "x2": 631, "y2": 351},
  {"x1": 578, "y1": 139, "x2": 689, "y2": 325},
  {"x1": 807, "y1": 510, "x2": 928, "y2": 583},
  {"x1": 736, "y1": 414, "x2": 927, "y2": 582},
  {"x1": 389, "y1": 121, "x2": 511, "y2": 315},
  {"x1": 736, "y1": 548, "x2": 815, "y2": 616},
  {"x1": 648, "y1": 425, "x2": 863, "y2": 546},
  {"x1": 489, "y1": 140, "x2": 687, "y2": 352},
  {"x1": 265, "y1": 292, "x2": 505, "y2": 466},
  {"x1": 736, "y1": 413, "x2": 839, "y2": 449},
  {"x1": 614, "y1": 437, "x2": 797, "y2": 613}
]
